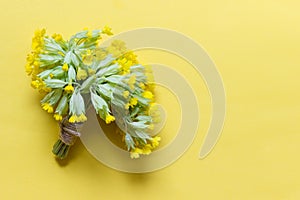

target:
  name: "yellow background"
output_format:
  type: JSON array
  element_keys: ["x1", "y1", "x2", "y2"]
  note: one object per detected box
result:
[{"x1": 1, "y1": 0, "x2": 300, "y2": 199}]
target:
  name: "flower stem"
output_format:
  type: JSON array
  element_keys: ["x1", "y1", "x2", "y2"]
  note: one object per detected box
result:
[{"x1": 52, "y1": 139, "x2": 71, "y2": 159}]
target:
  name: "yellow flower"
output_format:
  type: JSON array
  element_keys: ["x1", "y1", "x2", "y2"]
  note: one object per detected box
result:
[
  {"x1": 31, "y1": 80, "x2": 40, "y2": 89},
  {"x1": 142, "y1": 91, "x2": 154, "y2": 100},
  {"x1": 33, "y1": 61, "x2": 40, "y2": 67},
  {"x1": 124, "y1": 103, "x2": 130, "y2": 110},
  {"x1": 49, "y1": 73, "x2": 54, "y2": 78},
  {"x1": 107, "y1": 46, "x2": 121, "y2": 57},
  {"x1": 68, "y1": 115, "x2": 76, "y2": 123},
  {"x1": 122, "y1": 90, "x2": 130, "y2": 99},
  {"x1": 62, "y1": 63, "x2": 68, "y2": 71},
  {"x1": 82, "y1": 50, "x2": 94, "y2": 65},
  {"x1": 31, "y1": 79, "x2": 49, "y2": 92},
  {"x1": 105, "y1": 114, "x2": 115, "y2": 124},
  {"x1": 52, "y1": 33, "x2": 63, "y2": 42},
  {"x1": 128, "y1": 74, "x2": 136, "y2": 90},
  {"x1": 141, "y1": 144, "x2": 152, "y2": 155},
  {"x1": 102, "y1": 26, "x2": 113, "y2": 36},
  {"x1": 64, "y1": 84, "x2": 74, "y2": 93},
  {"x1": 26, "y1": 53, "x2": 34, "y2": 63},
  {"x1": 25, "y1": 64, "x2": 33, "y2": 75},
  {"x1": 76, "y1": 68, "x2": 88, "y2": 80},
  {"x1": 86, "y1": 30, "x2": 93, "y2": 38},
  {"x1": 68, "y1": 114, "x2": 87, "y2": 123},
  {"x1": 129, "y1": 97, "x2": 138, "y2": 107},
  {"x1": 78, "y1": 114, "x2": 87, "y2": 122},
  {"x1": 88, "y1": 68, "x2": 96, "y2": 75},
  {"x1": 42, "y1": 103, "x2": 54, "y2": 113},
  {"x1": 117, "y1": 58, "x2": 131, "y2": 74},
  {"x1": 32, "y1": 29, "x2": 46, "y2": 53},
  {"x1": 139, "y1": 82, "x2": 145, "y2": 89},
  {"x1": 95, "y1": 49, "x2": 107, "y2": 60},
  {"x1": 130, "y1": 148, "x2": 143, "y2": 159},
  {"x1": 151, "y1": 136, "x2": 161, "y2": 148},
  {"x1": 130, "y1": 152, "x2": 140, "y2": 159},
  {"x1": 124, "y1": 51, "x2": 137, "y2": 63},
  {"x1": 53, "y1": 113, "x2": 63, "y2": 121}
]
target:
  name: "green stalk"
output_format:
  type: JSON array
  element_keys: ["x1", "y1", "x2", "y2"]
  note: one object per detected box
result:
[{"x1": 52, "y1": 139, "x2": 71, "y2": 159}]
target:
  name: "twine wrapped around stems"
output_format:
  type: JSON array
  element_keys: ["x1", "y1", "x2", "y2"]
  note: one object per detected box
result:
[{"x1": 52, "y1": 117, "x2": 83, "y2": 159}]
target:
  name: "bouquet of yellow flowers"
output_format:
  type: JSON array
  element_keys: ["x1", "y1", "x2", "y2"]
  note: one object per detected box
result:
[{"x1": 25, "y1": 26, "x2": 161, "y2": 159}]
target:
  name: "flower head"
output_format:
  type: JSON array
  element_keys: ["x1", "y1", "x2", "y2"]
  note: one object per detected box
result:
[
  {"x1": 122, "y1": 90, "x2": 130, "y2": 99},
  {"x1": 129, "y1": 97, "x2": 138, "y2": 108},
  {"x1": 68, "y1": 114, "x2": 87, "y2": 123},
  {"x1": 62, "y1": 63, "x2": 68, "y2": 72},
  {"x1": 142, "y1": 91, "x2": 154, "y2": 100},
  {"x1": 128, "y1": 74, "x2": 136, "y2": 90},
  {"x1": 102, "y1": 26, "x2": 113, "y2": 36},
  {"x1": 53, "y1": 113, "x2": 63, "y2": 121},
  {"x1": 64, "y1": 84, "x2": 74, "y2": 93},
  {"x1": 105, "y1": 114, "x2": 115, "y2": 124},
  {"x1": 52, "y1": 33, "x2": 63, "y2": 42},
  {"x1": 42, "y1": 103, "x2": 54, "y2": 113},
  {"x1": 76, "y1": 68, "x2": 88, "y2": 80}
]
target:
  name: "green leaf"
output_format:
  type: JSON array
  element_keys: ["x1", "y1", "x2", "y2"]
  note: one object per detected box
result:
[
  {"x1": 124, "y1": 133, "x2": 135, "y2": 151},
  {"x1": 69, "y1": 92, "x2": 76, "y2": 115},
  {"x1": 64, "y1": 51, "x2": 72, "y2": 64},
  {"x1": 75, "y1": 92, "x2": 85, "y2": 115},
  {"x1": 55, "y1": 94, "x2": 68, "y2": 114},
  {"x1": 39, "y1": 54, "x2": 62, "y2": 62},
  {"x1": 40, "y1": 90, "x2": 55, "y2": 104},
  {"x1": 71, "y1": 52, "x2": 80, "y2": 67},
  {"x1": 37, "y1": 69, "x2": 52, "y2": 79},
  {"x1": 44, "y1": 41, "x2": 64, "y2": 52},
  {"x1": 135, "y1": 115, "x2": 152, "y2": 122},
  {"x1": 48, "y1": 89, "x2": 63, "y2": 105},
  {"x1": 69, "y1": 91, "x2": 85, "y2": 115},
  {"x1": 105, "y1": 75, "x2": 125, "y2": 85},
  {"x1": 94, "y1": 54, "x2": 115, "y2": 71},
  {"x1": 129, "y1": 121, "x2": 148, "y2": 129},
  {"x1": 91, "y1": 92, "x2": 109, "y2": 114},
  {"x1": 135, "y1": 131, "x2": 151, "y2": 140},
  {"x1": 68, "y1": 65, "x2": 76, "y2": 81},
  {"x1": 44, "y1": 79, "x2": 67, "y2": 88},
  {"x1": 96, "y1": 63, "x2": 120, "y2": 77},
  {"x1": 80, "y1": 75, "x2": 96, "y2": 93}
]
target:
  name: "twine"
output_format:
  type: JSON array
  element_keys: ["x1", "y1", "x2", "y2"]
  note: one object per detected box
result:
[{"x1": 59, "y1": 117, "x2": 83, "y2": 146}]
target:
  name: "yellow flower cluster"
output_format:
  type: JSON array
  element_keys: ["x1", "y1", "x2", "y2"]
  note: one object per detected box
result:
[
  {"x1": 62, "y1": 63, "x2": 68, "y2": 71},
  {"x1": 105, "y1": 114, "x2": 115, "y2": 124},
  {"x1": 142, "y1": 91, "x2": 154, "y2": 100},
  {"x1": 64, "y1": 84, "x2": 74, "y2": 93},
  {"x1": 124, "y1": 97, "x2": 138, "y2": 110},
  {"x1": 102, "y1": 25, "x2": 113, "y2": 36},
  {"x1": 122, "y1": 90, "x2": 130, "y2": 98},
  {"x1": 117, "y1": 51, "x2": 138, "y2": 75},
  {"x1": 26, "y1": 27, "x2": 161, "y2": 160},
  {"x1": 53, "y1": 113, "x2": 63, "y2": 121},
  {"x1": 82, "y1": 49, "x2": 94, "y2": 66},
  {"x1": 42, "y1": 103, "x2": 54, "y2": 113},
  {"x1": 52, "y1": 33, "x2": 63, "y2": 42},
  {"x1": 76, "y1": 68, "x2": 88, "y2": 80},
  {"x1": 106, "y1": 40, "x2": 137, "y2": 74},
  {"x1": 25, "y1": 29, "x2": 51, "y2": 93},
  {"x1": 69, "y1": 114, "x2": 87, "y2": 123},
  {"x1": 130, "y1": 136, "x2": 161, "y2": 159},
  {"x1": 31, "y1": 29, "x2": 46, "y2": 54},
  {"x1": 127, "y1": 74, "x2": 136, "y2": 90}
]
